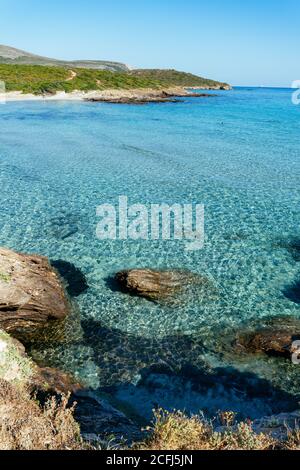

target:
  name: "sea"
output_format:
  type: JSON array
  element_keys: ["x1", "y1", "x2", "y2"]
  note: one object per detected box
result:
[{"x1": 0, "y1": 87, "x2": 300, "y2": 422}]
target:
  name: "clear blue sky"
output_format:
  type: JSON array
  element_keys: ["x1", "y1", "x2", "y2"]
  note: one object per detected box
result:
[{"x1": 0, "y1": 0, "x2": 299, "y2": 87}]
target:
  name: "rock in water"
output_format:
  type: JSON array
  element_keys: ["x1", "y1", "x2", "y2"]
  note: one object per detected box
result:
[
  {"x1": 115, "y1": 268, "x2": 206, "y2": 302},
  {"x1": 0, "y1": 247, "x2": 71, "y2": 335},
  {"x1": 33, "y1": 367, "x2": 83, "y2": 395}
]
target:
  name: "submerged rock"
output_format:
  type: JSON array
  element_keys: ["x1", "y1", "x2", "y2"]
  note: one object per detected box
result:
[
  {"x1": 47, "y1": 212, "x2": 80, "y2": 241},
  {"x1": 115, "y1": 268, "x2": 207, "y2": 302},
  {"x1": 0, "y1": 247, "x2": 71, "y2": 336},
  {"x1": 275, "y1": 237, "x2": 300, "y2": 262},
  {"x1": 33, "y1": 366, "x2": 83, "y2": 395},
  {"x1": 51, "y1": 259, "x2": 89, "y2": 297},
  {"x1": 236, "y1": 316, "x2": 300, "y2": 358},
  {"x1": 283, "y1": 279, "x2": 300, "y2": 304},
  {"x1": 237, "y1": 330, "x2": 298, "y2": 358}
]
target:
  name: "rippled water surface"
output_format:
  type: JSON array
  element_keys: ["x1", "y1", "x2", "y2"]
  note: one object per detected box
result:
[{"x1": 1, "y1": 88, "x2": 300, "y2": 420}]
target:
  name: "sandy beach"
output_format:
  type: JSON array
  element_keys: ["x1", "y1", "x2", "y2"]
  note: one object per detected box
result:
[
  {"x1": 2, "y1": 90, "x2": 106, "y2": 102},
  {"x1": 0, "y1": 86, "x2": 224, "y2": 103}
]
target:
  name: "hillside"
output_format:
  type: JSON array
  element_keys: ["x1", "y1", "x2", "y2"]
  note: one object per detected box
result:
[
  {"x1": 0, "y1": 44, "x2": 129, "y2": 72},
  {"x1": 130, "y1": 69, "x2": 230, "y2": 89},
  {"x1": 0, "y1": 64, "x2": 163, "y2": 94},
  {"x1": 0, "y1": 64, "x2": 230, "y2": 95}
]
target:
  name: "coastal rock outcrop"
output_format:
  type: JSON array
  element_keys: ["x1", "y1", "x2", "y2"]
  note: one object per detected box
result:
[
  {"x1": 236, "y1": 316, "x2": 300, "y2": 358},
  {"x1": 85, "y1": 88, "x2": 218, "y2": 105},
  {"x1": 0, "y1": 247, "x2": 71, "y2": 336},
  {"x1": 86, "y1": 96, "x2": 179, "y2": 104},
  {"x1": 115, "y1": 268, "x2": 208, "y2": 302},
  {"x1": 0, "y1": 327, "x2": 82, "y2": 395}
]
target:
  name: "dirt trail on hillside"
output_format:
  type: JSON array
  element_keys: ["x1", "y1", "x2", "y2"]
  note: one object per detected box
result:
[{"x1": 66, "y1": 70, "x2": 77, "y2": 81}]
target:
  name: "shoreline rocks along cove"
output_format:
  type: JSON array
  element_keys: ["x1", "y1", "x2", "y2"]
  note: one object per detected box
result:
[{"x1": 0, "y1": 246, "x2": 300, "y2": 444}]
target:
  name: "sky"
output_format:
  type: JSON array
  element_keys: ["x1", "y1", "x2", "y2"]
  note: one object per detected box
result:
[{"x1": 0, "y1": 0, "x2": 299, "y2": 87}]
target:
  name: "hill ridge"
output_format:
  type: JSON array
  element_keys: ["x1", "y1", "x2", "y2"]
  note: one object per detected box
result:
[{"x1": 0, "y1": 44, "x2": 130, "y2": 72}]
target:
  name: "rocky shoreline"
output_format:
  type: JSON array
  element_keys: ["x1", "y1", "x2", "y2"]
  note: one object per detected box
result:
[
  {"x1": 0, "y1": 247, "x2": 141, "y2": 447},
  {"x1": 1, "y1": 246, "x2": 300, "y2": 449}
]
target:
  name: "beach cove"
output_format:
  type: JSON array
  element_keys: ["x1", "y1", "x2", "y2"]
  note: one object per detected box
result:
[{"x1": 0, "y1": 86, "x2": 300, "y2": 428}]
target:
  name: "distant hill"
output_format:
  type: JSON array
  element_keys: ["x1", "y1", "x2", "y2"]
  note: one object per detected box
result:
[{"x1": 0, "y1": 45, "x2": 130, "y2": 72}]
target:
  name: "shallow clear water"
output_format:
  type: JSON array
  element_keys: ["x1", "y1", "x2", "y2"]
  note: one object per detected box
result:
[{"x1": 1, "y1": 88, "x2": 300, "y2": 420}]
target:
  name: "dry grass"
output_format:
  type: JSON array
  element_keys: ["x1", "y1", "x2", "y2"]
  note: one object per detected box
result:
[
  {"x1": 283, "y1": 427, "x2": 300, "y2": 450},
  {"x1": 1, "y1": 386, "x2": 300, "y2": 451},
  {"x1": 0, "y1": 379, "x2": 82, "y2": 450},
  {"x1": 137, "y1": 410, "x2": 214, "y2": 451}
]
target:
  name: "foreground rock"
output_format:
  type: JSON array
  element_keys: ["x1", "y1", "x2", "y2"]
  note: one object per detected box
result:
[
  {"x1": 236, "y1": 316, "x2": 300, "y2": 358},
  {"x1": 0, "y1": 328, "x2": 82, "y2": 394},
  {"x1": 251, "y1": 411, "x2": 300, "y2": 441},
  {"x1": 70, "y1": 390, "x2": 142, "y2": 445},
  {"x1": 0, "y1": 329, "x2": 82, "y2": 449},
  {"x1": 0, "y1": 247, "x2": 71, "y2": 336},
  {"x1": 0, "y1": 327, "x2": 140, "y2": 446},
  {"x1": 216, "y1": 410, "x2": 300, "y2": 443},
  {"x1": 0, "y1": 328, "x2": 139, "y2": 449},
  {"x1": 115, "y1": 268, "x2": 208, "y2": 302}
]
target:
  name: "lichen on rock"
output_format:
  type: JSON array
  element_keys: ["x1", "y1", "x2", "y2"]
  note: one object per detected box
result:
[{"x1": 0, "y1": 329, "x2": 34, "y2": 387}]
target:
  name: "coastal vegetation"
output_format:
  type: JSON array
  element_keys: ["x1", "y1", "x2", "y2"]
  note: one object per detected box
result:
[
  {"x1": 0, "y1": 322, "x2": 299, "y2": 451},
  {"x1": 136, "y1": 409, "x2": 300, "y2": 451},
  {"x1": 0, "y1": 64, "x2": 229, "y2": 95},
  {"x1": 136, "y1": 410, "x2": 274, "y2": 451},
  {"x1": 130, "y1": 69, "x2": 229, "y2": 89}
]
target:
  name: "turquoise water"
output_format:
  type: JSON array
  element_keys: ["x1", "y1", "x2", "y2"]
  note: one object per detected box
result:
[{"x1": 1, "y1": 88, "x2": 300, "y2": 421}]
